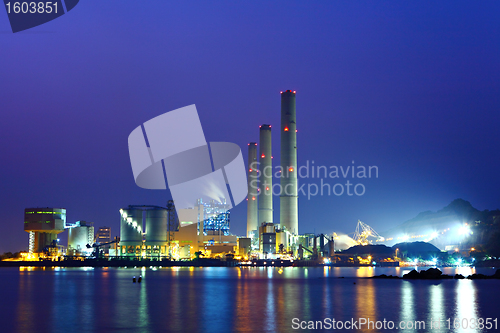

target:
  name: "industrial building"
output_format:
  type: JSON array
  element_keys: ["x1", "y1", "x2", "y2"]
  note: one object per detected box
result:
[
  {"x1": 67, "y1": 221, "x2": 94, "y2": 256},
  {"x1": 95, "y1": 226, "x2": 112, "y2": 254},
  {"x1": 259, "y1": 223, "x2": 276, "y2": 255},
  {"x1": 96, "y1": 226, "x2": 111, "y2": 244},
  {"x1": 119, "y1": 201, "x2": 237, "y2": 259},
  {"x1": 24, "y1": 208, "x2": 66, "y2": 254}
]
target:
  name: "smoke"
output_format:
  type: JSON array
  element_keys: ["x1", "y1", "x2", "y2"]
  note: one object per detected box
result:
[{"x1": 333, "y1": 233, "x2": 357, "y2": 251}]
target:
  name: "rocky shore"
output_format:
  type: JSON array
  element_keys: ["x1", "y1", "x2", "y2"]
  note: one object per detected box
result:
[{"x1": 371, "y1": 268, "x2": 500, "y2": 280}]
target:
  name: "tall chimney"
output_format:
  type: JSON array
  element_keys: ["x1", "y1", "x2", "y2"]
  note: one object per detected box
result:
[
  {"x1": 258, "y1": 125, "x2": 273, "y2": 226},
  {"x1": 246, "y1": 142, "x2": 258, "y2": 238},
  {"x1": 280, "y1": 90, "x2": 298, "y2": 235}
]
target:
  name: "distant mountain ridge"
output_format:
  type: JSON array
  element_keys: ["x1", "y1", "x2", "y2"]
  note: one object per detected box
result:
[
  {"x1": 382, "y1": 199, "x2": 500, "y2": 248},
  {"x1": 408, "y1": 199, "x2": 480, "y2": 223}
]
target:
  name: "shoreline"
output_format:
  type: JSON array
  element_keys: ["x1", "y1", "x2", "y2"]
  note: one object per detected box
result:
[{"x1": 0, "y1": 259, "x2": 498, "y2": 269}]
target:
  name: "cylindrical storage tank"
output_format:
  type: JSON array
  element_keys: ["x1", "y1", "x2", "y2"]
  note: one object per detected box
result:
[
  {"x1": 247, "y1": 142, "x2": 258, "y2": 238},
  {"x1": 145, "y1": 208, "x2": 168, "y2": 245},
  {"x1": 280, "y1": 90, "x2": 298, "y2": 235},
  {"x1": 68, "y1": 227, "x2": 91, "y2": 253},
  {"x1": 258, "y1": 125, "x2": 273, "y2": 225},
  {"x1": 120, "y1": 208, "x2": 143, "y2": 244}
]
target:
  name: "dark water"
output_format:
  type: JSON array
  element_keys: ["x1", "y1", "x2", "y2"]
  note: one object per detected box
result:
[{"x1": 1, "y1": 266, "x2": 499, "y2": 332}]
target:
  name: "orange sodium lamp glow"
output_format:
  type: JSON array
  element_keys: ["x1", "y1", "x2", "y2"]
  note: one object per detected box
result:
[{"x1": 289, "y1": 167, "x2": 294, "y2": 172}]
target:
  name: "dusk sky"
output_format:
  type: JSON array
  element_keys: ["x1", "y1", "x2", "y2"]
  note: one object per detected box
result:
[{"x1": 1, "y1": 1, "x2": 499, "y2": 253}]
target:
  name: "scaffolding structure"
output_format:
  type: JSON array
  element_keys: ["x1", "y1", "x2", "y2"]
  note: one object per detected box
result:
[
  {"x1": 352, "y1": 220, "x2": 384, "y2": 245},
  {"x1": 198, "y1": 199, "x2": 230, "y2": 236}
]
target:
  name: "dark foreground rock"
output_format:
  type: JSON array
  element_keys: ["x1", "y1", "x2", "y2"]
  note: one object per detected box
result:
[
  {"x1": 372, "y1": 268, "x2": 500, "y2": 280},
  {"x1": 403, "y1": 268, "x2": 452, "y2": 279},
  {"x1": 371, "y1": 274, "x2": 400, "y2": 279}
]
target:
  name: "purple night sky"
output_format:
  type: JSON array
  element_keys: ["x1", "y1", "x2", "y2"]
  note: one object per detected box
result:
[{"x1": 0, "y1": 1, "x2": 499, "y2": 253}]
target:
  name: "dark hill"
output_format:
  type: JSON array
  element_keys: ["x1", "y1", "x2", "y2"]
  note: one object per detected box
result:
[
  {"x1": 392, "y1": 241, "x2": 440, "y2": 253},
  {"x1": 392, "y1": 241, "x2": 441, "y2": 260},
  {"x1": 342, "y1": 244, "x2": 393, "y2": 256}
]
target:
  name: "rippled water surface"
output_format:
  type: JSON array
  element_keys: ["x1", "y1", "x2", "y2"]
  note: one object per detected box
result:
[{"x1": 1, "y1": 266, "x2": 499, "y2": 332}]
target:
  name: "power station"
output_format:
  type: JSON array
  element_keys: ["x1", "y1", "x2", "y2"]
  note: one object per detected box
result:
[{"x1": 22, "y1": 90, "x2": 301, "y2": 261}]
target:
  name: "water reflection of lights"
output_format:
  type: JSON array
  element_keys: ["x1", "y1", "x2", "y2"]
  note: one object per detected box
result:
[
  {"x1": 400, "y1": 281, "x2": 415, "y2": 326},
  {"x1": 356, "y1": 280, "x2": 377, "y2": 332},
  {"x1": 428, "y1": 283, "x2": 444, "y2": 329},
  {"x1": 233, "y1": 270, "x2": 251, "y2": 332},
  {"x1": 355, "y1": 267, "x2": 377, "y2": 278},
  {"x1": 17, "y1": 270, "x2": 35, "y2": 332},
  {"x1": 456, "y1": 281, "x2": 479, "y2": 333},
  {"x1": 138, "y1": 278, "x2": 149, "y2": 330},
  {"x1": 322, "y1": 275, "x2": 331, "y2": 318}
]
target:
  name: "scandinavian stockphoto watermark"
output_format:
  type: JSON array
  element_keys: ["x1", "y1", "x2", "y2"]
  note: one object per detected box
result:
[
  {"x1": 249, "y1": 160, "x2": 378, "y2": 199},
  {"x1": 127, "y1": 105, "x2": 248, "y2": 224}
]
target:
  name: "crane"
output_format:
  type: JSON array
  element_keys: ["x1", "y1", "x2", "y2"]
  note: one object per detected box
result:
[
  {"x1": 352, "y1": 220, "x2": 384, "y2": 245},
  {"x1": 86, "y1": 240, "x2": 118, "y2": 259}
]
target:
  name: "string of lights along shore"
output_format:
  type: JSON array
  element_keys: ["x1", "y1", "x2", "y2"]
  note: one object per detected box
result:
[{"x1": 246, "y1": 90, "x2": 299, "y2": 247}]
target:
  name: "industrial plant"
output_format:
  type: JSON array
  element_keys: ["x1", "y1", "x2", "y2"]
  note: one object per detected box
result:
[
  {"x1": 16, "y1": 91, "x2": 341, "y2": 264},
  {"x1": 118, "y1": 200, "x2": 236, "y2": 260},
  {"x1": 15, "y1": 92, "x2": 491, "y2": 268}
]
